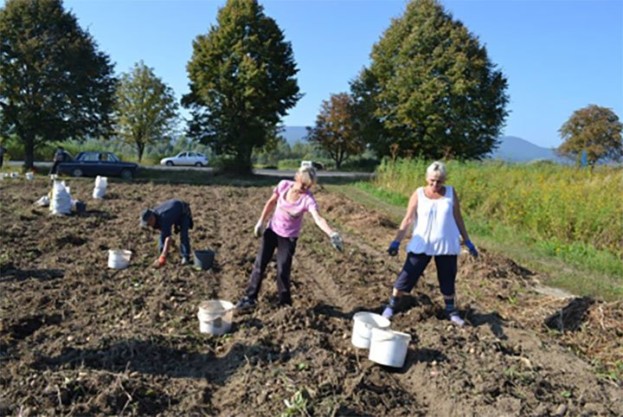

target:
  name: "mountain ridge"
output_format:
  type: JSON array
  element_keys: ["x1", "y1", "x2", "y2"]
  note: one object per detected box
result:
[{"x1": 279, "y1": 126, "x2": 563, "y2": 163}]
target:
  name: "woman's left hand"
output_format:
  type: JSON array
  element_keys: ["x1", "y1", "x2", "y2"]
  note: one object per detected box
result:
[
  {"x1": 465, "y1": 240, "x2": 479, "y2": 258},
  {"x1": 330, "y1": 232, "x2": 343, "y2": 252}
]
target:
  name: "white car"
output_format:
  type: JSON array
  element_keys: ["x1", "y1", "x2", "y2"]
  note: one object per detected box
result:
[{"x1": 160, "y1": 151, "x2": 208, "y2": 167}]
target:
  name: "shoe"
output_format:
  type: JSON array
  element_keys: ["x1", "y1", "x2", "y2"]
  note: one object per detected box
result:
[
  {"x1": 449, "y1": 312, "x2": 465, "y2": 327},
  {"x1": 382, "y1": 305, "x2": 394, "y2": 319},
  {"x1": 235, "y1": 296, "x2": 257, "y2": 311},
  {"x1": 180, "y1": 257, "x2": 191, "y2": 266},
  {"x1": 278, "y1": 293, "x2": 292, "y2": 307}
]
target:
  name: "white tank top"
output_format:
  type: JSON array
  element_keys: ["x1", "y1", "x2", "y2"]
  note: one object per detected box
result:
[{"x1": 405, "y1": 186, "x2": 461, "y2": 256}]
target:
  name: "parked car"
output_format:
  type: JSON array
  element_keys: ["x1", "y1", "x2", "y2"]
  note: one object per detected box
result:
[
  {"x1": 160, "y1": 151, "x2": 208, "y2": 167},
  {"x1": 57, "y1": 151, "x2": 138, "y2": 180},
  {"x1": 301, "y1": 160, "x2": 324, "y2": 170}
]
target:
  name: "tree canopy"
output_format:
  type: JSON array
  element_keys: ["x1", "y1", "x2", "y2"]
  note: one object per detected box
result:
[
  {"x1": 353, "y1": 0, "x2": 508, "y2": 161},
  {"x1": 558, "y1": 105, "x2": 622, "y2": 167},
  {"x1": 115, "y1": 61, "x2": 179, "y2": 162},
  {"x1": 183, "y1": 0, "x2": 301, "y2": 173},
  {"x1": 307, "y1": 93, "x2": 365, "y2": 169},
  {"x1": 0, "y1": 0, "x2": 116, "y2": 169}
]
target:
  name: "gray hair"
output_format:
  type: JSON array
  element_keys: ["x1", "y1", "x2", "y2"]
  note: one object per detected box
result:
[
  {"x1": 296, "y1": 166, "x2": 317, "y2": 186},
  {"x1": 426, "y1": 161, "x2": 447, "y2": 179}
]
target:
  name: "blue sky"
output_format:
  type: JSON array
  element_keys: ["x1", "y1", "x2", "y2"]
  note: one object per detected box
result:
[{"x1": 54, "y1": 0, "x2": 623, "y2": 149}]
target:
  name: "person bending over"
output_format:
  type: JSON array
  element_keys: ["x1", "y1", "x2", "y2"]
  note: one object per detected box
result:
[{"x1": 140, "y1": 199, "x2": 194, "y2": 268}]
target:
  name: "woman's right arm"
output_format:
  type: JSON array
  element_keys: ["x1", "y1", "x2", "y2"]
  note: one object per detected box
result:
[
  {"x1": 392, "y1": 190, "x2": 419, "y2": 243},
  {"x1": 258, "y1": 193, "x2": 278, "y2": 224}
]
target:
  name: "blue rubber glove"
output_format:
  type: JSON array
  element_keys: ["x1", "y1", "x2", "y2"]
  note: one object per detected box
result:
[
  {"x1": 465, "y1": 240, "x2": 478, "y2": 258},
  {"x1": 387, "y1": 240, "x2": 400, "y2": 256}
]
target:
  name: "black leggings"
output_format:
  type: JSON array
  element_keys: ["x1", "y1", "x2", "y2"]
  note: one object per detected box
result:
[
  {"x1": 245, "y1": 228, "x2": 298, "y2": 304},
  {"x1": 393, "y1": 253, "x2": 457, "y2": 296}
]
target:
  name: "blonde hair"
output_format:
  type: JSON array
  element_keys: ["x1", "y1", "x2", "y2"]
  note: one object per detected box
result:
[
  {"x1": 296, "y1": 166, "x2": 317, "y2": 187},
  {"x1": 426, "y1": 161, "x2": 447, "y2": 179}
]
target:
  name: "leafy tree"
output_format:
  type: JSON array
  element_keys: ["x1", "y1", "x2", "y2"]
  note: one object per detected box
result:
[
  {"x1": 183, "y1": 0, "x2": 301, "y2": 173},
  {"x1": 356, "y1": 0, "x2": 508, "y2": 160},
  {"x1": 254, "y1": 134, "x2": 291, "y2": 167},
  {"x1": 0, "y1": 0, "x2": 116, "y2": 169},
  {"x1": 350, "y1": 69, "x2": 389, "y2": 159},
  {"x1": 307, "y1": 92, "x2": 365, "y2": 169},
  {"x1": 558, "y1": 105, "x2": 623, "y2": 168},
  {"x1": 115, "y1": 61, "x2": 179, "y2": 162}
]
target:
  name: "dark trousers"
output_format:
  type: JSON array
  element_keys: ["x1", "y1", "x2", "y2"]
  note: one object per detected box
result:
[
  {"x1": 158, "y1": 213, "x2": 192, "y2": 260},
  {"x1": 394, "y1": 253, "x2": 458, "y2": 296},
  {"x1": 245, "y1": 228, "x2": 297, "y2": 304},
  {"x1": 49, "y1": 161, "x2": 60, "y2": 175}
]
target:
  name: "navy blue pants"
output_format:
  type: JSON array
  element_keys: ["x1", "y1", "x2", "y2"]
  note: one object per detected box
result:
[
  {"x1": 394, "y1": 253, "x2": 457, "y2": 296},
  {"x1": 245, "y1": 228, "x2": 297, "y2": 304},
  {"x1": 158, "y1": 213, "x2": 192, "y2": 260}
]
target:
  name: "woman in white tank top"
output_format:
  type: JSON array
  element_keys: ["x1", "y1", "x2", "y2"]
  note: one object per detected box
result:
[{"x1": 383, "y1": 161, "x2": 479, "y2": 326}]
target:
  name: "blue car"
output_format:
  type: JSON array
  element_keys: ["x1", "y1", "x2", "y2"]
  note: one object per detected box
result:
[{"x1": 57, "y1": 151, "x2": 138, "y2": 180}]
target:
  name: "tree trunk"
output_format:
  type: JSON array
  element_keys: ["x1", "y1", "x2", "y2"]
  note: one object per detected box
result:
[
  {"x1": 234, "y1": 144, "x2": 254, "y2": 175},
  {"x1": 137, "y1": 142, "x2": 145, "y2": 163},
  {"x1": 23, "y1": 135, "x2": 35, "y2": 171}
]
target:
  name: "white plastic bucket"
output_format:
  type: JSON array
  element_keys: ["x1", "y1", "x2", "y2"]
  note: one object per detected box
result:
[
  {"x1": 351, "y1": 311, "x2": 391, "y2": 349},
  {"x1": 197, "y1": 300, "x2": 234, "y2": 336},
  {"x1": 107, "y1": 249, "x2": 132, "y2": 269},
  {"x1": 368, "y1": 328, "x2": 412, "y2": 368},
  {"x1": 95, "y1": 175, "x2": 108, "y2": 187},
  {"x1": 93, "y1": 176, "x2": 108, "y2": 199}
]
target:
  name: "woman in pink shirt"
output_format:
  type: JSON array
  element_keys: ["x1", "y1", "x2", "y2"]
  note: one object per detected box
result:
[{"x1": 236, "y1": 166, "x2": 343, "y2": 310}]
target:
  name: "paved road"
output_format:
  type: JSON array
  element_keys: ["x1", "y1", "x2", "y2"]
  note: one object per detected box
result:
[{"x1": 6, "y1": 161, "x2": 373, "y2": 180}]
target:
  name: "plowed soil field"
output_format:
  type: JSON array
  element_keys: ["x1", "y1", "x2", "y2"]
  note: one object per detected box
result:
[{"x1": 1, "y1": 177, "x2": 621, "y2": 417}]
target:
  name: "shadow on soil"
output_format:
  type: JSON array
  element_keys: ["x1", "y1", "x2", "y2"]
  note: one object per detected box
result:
[
  {"x1": 467, "y1": 310, "x2": 508, "y2": 340},
  {"x1": 0, "y1": 267, "x2": 65, "y2": 283},
  {"x1": 33, "y1": 338, "x2": 250, "y2": 383}
]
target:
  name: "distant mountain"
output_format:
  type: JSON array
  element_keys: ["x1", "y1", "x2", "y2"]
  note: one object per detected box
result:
[
  {"x1": 489, "y1": 136, "x2": 564, "y2": 163},
  {"x1": 280, "y1": 127, "x2": 564, "y2": 163},
  {"x1": 280, "y1": 126, "x2": 309, "y2": 145}
]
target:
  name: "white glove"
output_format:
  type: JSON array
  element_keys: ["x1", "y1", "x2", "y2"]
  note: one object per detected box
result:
[
  {"x1": 330, "y1": 232, "x2": 343, "y2": 252},
  {"x1": 253, "y1": 221, "x2": 264, "y2": 238}
]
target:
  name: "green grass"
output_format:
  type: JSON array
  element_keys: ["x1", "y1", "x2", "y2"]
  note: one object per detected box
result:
[{"x1": 332, "y1": 181, "x2": 623, "y2": 302}]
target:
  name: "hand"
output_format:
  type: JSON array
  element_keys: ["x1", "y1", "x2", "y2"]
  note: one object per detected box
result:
[
  {"x1": 253, "y1": 221, "x2": 264, "y2": 238},
  {"x1": 330, "y1": 232, "x2": 343, "y2": 252},
  {"x1": 387, "y1": 240, "x2": 400, "y2": 256},
  {"x1": 465, "y1": 240, "x2": 478, "y2": 258},
  {"x1": 153, "y1": 255, "x2": 166, "y2": 268}
]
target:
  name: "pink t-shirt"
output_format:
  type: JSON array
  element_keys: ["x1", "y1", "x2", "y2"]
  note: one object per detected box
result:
[{"x1": 268, "y1": 180, "x2": 318, "y2": 238}]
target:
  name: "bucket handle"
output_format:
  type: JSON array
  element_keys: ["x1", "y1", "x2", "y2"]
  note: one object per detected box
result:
[
  {"x1": 373, "y1": 332, "x2": 411, "y2": 343},
  {"x1": 355, "y1": 322, "x2": 386, "y2": 340},
  {"x1": 198, "y1": 306, "x2": 234, "y2": 321}
]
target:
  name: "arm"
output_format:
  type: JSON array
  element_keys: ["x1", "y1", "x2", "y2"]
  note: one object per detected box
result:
[
  {"x1": 258, "y1": 193, "x2": 278, "y2": 225},
  {"x1": 153, "y1": 233, "x2": 173, "y2": 268},
  {"x1": 393, "y1": 190, "x2": 419, "y2": 243},
  {"x1": 309, "y1": 207, "x2": 335, "y2": 237},
  {"x1": 387, "y1": 190, "x2": 418, "y2": 256},
  {"x1": 161, "y1": 236, "x2": 173, "y2": 257},
  {"x1": 452, "y1": 189, "x2": 470, "y2": 243},
  {"x1": 310, "y1": 207, "x2": 343, "y2": 251},
  {"x1": 253, "y1": 192, "x2": 278, "y2": 237},
  {"x1": 453, "y1": 189, "x2": 478, "y2": 257}
]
